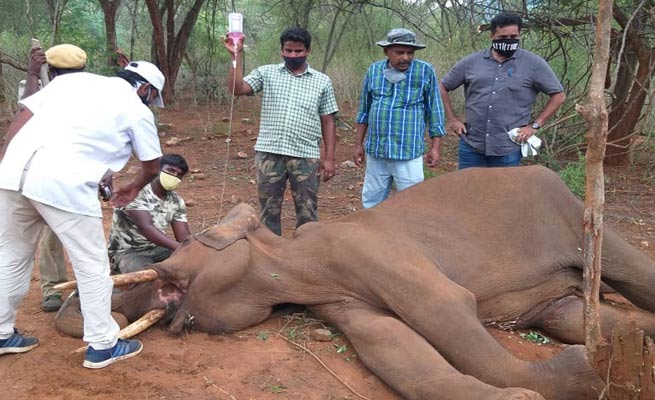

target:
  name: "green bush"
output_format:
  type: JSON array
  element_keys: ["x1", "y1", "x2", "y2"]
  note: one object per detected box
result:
[{"x1": 557, "y1": 156, "x2": 586, "y2": 199}]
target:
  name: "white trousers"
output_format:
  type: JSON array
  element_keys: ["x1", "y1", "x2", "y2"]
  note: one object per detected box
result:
[
  {"x1": 0, "y1": 189, "x2": 118, "y2": 349},
  {"x1": 362, "y1": 155, "x2": 424, "y2": 209}
]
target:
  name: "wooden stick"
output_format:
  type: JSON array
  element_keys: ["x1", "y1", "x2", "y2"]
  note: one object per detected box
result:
[{"x1": 277, "y1": 334, "x2": 371, "y2": 400}]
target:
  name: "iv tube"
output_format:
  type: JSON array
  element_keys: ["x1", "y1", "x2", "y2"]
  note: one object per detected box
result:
[{"x1": 227, "y1": 13, "x2": 244, "y2": 68}]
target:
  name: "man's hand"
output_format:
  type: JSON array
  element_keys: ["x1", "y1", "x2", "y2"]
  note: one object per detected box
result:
[
  {"x1": 28, "y1": 48, "x2": 47, "y2": 76},
  {"x1": 353, "y1": 145, "x2": 365, "y2": 167},
  {"x1": 447, "y1": 118, "x2": 467, "y2": 137},
  {"x1": 320, "y1": 159, "x2": 335, "y2": 182},
  {"x1": 222, "y1": 34, "x2": 245, "y2": 55},
  {"x1": 426, "y1": 145, "x2": 441, "y2": 168},
  {"x1": 515, "y1": 126, "x2": 536, "y2": 143},
  {"x1": 110, "y1": 184, "x2": 140, "y2": 208}
]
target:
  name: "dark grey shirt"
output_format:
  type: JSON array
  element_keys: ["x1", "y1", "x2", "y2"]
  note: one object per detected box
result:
[{"x1": 441, "y1": 48, "x2": 564, "y2": 156}]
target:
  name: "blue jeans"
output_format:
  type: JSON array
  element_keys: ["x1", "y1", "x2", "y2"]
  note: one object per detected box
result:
[
  {"x1": 458, "y1": 139, "x2": 521, "y2": 169},
  {"x1": 362, "y1": 155, "x2": 424, "y2": 209}
]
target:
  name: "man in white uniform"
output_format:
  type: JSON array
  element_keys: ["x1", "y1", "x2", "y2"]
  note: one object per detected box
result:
[{"x1": 0, "y1": 60, "x2": 166, "y2": 369}]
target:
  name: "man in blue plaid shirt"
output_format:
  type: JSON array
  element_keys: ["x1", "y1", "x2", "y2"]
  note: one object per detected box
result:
[{"x1": 354, "y1": 28, "x2": 446, "y2": 209}]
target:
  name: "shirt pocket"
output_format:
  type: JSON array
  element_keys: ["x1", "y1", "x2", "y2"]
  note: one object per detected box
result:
[
  {"x1": 371, "y1": 81, "x2": 393, "y2": 99},
  {"x1": 507, "y1": 74, "x2": 534, "y2": 106}
]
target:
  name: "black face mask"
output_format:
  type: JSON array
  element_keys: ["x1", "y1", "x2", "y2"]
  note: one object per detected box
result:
[
  {"x1": 139, "y1": 86, "x2": 152, "y2": 106},
  {"x1": 491, "y1": 38, "x2": 519, "y2": 58},
  {"x1": 283, "y1": 56, "x2": 307, "y2": 71}
]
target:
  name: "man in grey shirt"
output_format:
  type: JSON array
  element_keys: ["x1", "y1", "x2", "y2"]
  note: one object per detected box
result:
[{"x1": 439, "y1": 12, "x2": 566, "y2": 169}]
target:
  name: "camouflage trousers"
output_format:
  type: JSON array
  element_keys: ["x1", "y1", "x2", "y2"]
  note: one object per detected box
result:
[
  {"x1": 110, "y1": 246, "x2": 172, "y2": 275},
  {"x1": 255, "y1": 151, "x2": 320, "y2": 236}
]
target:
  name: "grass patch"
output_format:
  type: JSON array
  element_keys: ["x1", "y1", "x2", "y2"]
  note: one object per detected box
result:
[{"x1": 557, "y1": 156, "x2": 586, "y2": 198}]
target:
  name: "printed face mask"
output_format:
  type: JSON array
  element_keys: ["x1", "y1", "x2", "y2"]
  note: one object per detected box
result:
[
  {"x1": 491, "y1": 38, "x2": 519, "y2": 58},
  {"x1": 283, "y1": 56, "x2": 307, "y2": 70},
  {"x1": 159, "y1": 171, "x2": 182, "y2": 191}
]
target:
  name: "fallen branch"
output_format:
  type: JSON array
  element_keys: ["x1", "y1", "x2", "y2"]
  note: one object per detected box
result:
[{"x1": 277, "y1": 333, "x2": 372, "y2": 400}]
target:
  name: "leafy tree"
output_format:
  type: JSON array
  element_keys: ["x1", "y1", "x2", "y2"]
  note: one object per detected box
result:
[{"x1": 144, "y1": 0, "x2": 207, "y2": 104}]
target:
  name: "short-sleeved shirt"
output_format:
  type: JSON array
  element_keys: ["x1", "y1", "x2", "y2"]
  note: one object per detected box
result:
[
  {"x1": 356, "y1": 59, "x2": 446, "y2": 160},
  {"x1": 441, "y1": 48, "x2": 564, "y2": 156},
  {"x1": 107, "y1": 183, "x2": 187, "y2": 256},
  {"x1": 0, "y1": 72, "x2": 162, "y2": 217},
  {"x1": 243, "y1": 63, "x2": 339, "y2": 159}
]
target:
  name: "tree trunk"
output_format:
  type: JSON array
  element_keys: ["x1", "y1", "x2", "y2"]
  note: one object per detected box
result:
[
  {"x1": 45, "y1": 0, "x2": 69, "y2": 45},
  {"x1": 606, "y1": 49, "x2": 653, "y2": 165},
  {"x1": 0, "y1": 64, "x2": 5, "y2": 103},
  {"x1": 575, "y1": 0, "x2": 612, "y2": 373},
  {"x1": 605, "y1": 4, "x2": 655, "y2": 166},
  {"x1": 144, "y1": 0, "x2": 206, "y2": 105},
  {"x1": 98, "y1": 0, "x2": 122, "y2": 70}
]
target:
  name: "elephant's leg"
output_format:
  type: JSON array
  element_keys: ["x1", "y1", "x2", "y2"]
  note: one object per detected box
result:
[
  {"x1": 532, "y1": 295, "x2": 655, "y2": 344},
  {"x1": 600, "y1": 229, "x2": 655, "y2": 311},
  {"x1": 312, "y1": 304, "x2": 544, "y2": 400},
  {"x1": 376, "y1": 260, "x2": 604, "y2": 400}
]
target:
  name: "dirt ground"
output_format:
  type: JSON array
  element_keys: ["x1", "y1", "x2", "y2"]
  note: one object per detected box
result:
[{"x1": 1, "y1": 97, "x2": 654, "y2": 399}]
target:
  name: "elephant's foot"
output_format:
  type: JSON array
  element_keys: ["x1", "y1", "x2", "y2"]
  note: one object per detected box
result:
[{"x1": 530, "y1": 345, "x2": 605, "y2": 400}]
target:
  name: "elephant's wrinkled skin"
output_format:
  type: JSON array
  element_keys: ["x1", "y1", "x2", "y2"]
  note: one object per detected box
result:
[{"x1": 58, "y1": 166, "x2": 655, "y2": 399}]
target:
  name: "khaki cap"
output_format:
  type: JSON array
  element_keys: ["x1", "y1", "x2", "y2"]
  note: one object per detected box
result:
[{"x1": 45, "y1": 44, "x2": 87, "y2": 69}]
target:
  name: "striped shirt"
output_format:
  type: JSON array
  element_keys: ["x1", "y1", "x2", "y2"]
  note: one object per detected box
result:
[
  {"x1": 244, "y1": 63, "x2": 339, "y2": 159},
  {"x1": 356, "y1": 59, "x2": 445, "y2": 160}
]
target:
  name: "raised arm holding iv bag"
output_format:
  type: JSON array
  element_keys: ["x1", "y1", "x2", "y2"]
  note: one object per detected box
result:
[{"x1": 227, "y1": 13, "x2": 244, "y2": 68}]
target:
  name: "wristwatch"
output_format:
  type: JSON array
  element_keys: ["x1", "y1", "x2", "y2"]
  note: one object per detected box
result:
[{"x1": 531, "y1": 122, "x2": 541, "y2": 130}]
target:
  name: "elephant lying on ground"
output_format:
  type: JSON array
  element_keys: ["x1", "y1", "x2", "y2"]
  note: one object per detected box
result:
[{"x1": 57, "y1": 165, "x2": 655, "y2": 399}]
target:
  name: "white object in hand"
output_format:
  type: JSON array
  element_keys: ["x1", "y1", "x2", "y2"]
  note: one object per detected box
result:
[{"x1": 507, "y1": 127, "x2": 542, "y2": 157}]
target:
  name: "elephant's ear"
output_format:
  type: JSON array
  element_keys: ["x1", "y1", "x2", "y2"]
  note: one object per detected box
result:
[{"x1": 194, "y1": 203, "x2": 260, "y2": 251}]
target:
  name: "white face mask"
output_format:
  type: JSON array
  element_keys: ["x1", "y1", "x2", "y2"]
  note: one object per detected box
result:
[
  {"x1": 383, "y1": 67, "x2": 406, "y2": 83},
  {"x1": 159, "y1": 171, "x2": 181, "y2": 191}
]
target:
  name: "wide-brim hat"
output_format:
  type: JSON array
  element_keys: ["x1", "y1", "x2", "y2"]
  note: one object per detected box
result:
[
  {"x1": 376, "y1": 28, "x2": 426, "y2": 49},
  {"x1": 45, "y1": 44, "x2": 87, "y2": 69},
  {"x1": 124, "y1": 61, "x2": 165, "y2": 108}
]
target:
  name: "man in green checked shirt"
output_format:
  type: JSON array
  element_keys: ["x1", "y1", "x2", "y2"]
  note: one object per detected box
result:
[
  {"x1": 354, "y1": 28, "x2": 446, "y2": 209},
  {"x1": 223, "y1": 27, "x2": 338, "y2": 235}
]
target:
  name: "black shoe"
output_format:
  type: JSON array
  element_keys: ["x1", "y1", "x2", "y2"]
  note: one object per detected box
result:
[{"x1": 41, "y1": 294, "x2": 63, "y2": 312}]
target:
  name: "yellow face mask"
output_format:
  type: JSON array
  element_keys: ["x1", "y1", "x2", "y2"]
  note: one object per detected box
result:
[{"x1": 159, "y1": 171, "x2": 182, "y2": 191}]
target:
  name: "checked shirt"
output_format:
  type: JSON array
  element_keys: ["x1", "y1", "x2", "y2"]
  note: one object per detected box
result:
[
  {"x1": 244, "y1": 63, "x2": 339, "y2": 159},
  {"x1": 356, "y1": 59, "x2": 446, "y2": 161}
]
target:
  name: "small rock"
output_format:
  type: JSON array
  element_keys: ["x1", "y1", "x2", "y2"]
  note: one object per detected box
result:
[
  {"x1": 310, "y1": 328, "x2": 333, "y2": 342},
  {"x1": 190, "y1": 169, "x2": 202, "y2": 173},
  {"x1": 221, "y1": 117, "x2": 229, "y2": 122},
  {"x1": 246, "y1": 129, "x2": 253, "y2": 135},
  {"x1": 192, "y1": 173, "x2": 207, "y2": 180},
  {"x1": 225, "y1": 138, "x2": 232, "y2": 143},
  {"x1": 340, "y1": 160, "x2": 356, "y2": 169},
  {"x1": 241, "y1": 118, "x2": 251, "y2": 123},
  {"x1": 165, "y1": 137, "x2": 180, "y2": 146},
  {"x1": 236, "y1": 151, "x2": 248, "y2": 159},
  {"x1": 249, "y1": 179, "x2": 256, "y2": 184},
  {"x1": 185, "y1": 199, "x2": 197, "y2": 207},
  {"x1": 347, "y1": 185, "x2": 355, "y2": 190},
  {"x1": 641, "y1": 241, "x2": 649, "y2": 247}
]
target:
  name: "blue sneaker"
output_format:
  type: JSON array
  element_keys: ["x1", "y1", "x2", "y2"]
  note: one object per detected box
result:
[
  {"x1": 83, "y1": 339, "x2": 143, "y2": 369},
  {"x1": 0, "y1": 329, "x2": 39, "y2": 355}
]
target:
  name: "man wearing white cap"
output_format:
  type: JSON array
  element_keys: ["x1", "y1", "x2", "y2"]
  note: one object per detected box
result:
[{"x1": 0, "y1": 53, "x2": 166, "y2": 369}]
